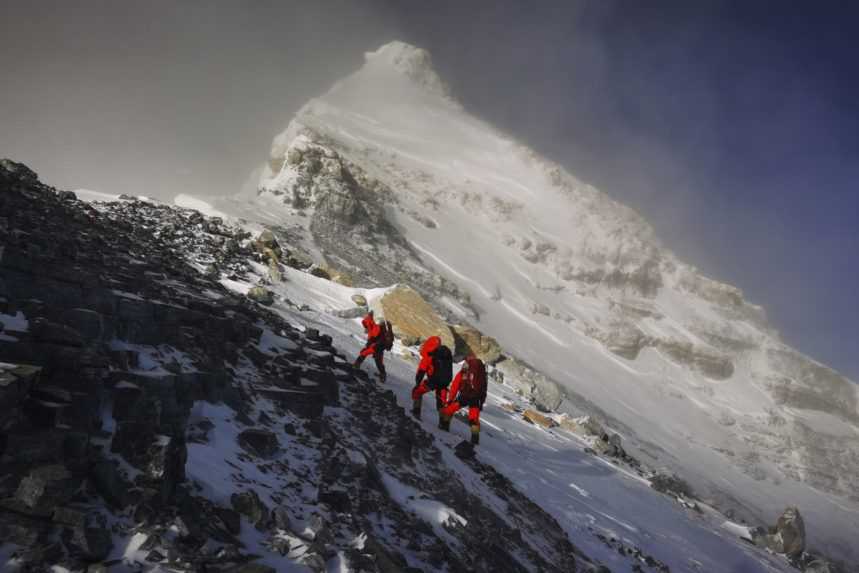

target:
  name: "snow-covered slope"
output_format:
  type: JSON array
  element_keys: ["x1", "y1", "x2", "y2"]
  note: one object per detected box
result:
[
  {"x1": 215, "y1": 258, "x2": 803, "y2": 573},
  {"x1": 203, "y1": 41, "x2": 858, "y2": 564}
]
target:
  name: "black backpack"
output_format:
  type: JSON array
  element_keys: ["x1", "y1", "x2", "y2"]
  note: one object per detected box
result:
[
  {"x1": 428, "y1": 345, "x2": 453, "y2": 389},
  {"x1": 382, "y1": 320, "x2": 395, "y2": 351}
]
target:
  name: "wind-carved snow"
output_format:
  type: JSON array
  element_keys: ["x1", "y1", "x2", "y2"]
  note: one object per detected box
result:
[{"x1": 198, "y1": 40, "x2": 859, "y2": 562}]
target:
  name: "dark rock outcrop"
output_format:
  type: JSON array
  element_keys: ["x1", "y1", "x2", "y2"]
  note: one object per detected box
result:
[
  {"x1": 237, "y1": 428, "x2": 280, "y2": 458},
  {"x1": 0, "y1": 160, "x2": 293, "y2": 567},
  {"x1": 752, "y1": 506, "x2": 807, "y2": 559}
]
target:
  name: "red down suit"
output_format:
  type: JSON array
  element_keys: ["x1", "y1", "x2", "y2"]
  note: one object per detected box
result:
[
  {"x1": 411, "y1": 336, "x2": 452, "y2": 409},
  {"x1": 354, "y1": 313, "x2": 386, "y2": 382},
  {"x1": 441, "y1": 356, "x2": 487, "y2": 426}
]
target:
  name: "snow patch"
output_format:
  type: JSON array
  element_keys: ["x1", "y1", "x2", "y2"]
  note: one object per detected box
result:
[
  {"x1": 380, "y1": 471, "x2": 467, "y2": 538},
  {"x1": 0, "y1": 311, "x2": 28, "y2": 332}
]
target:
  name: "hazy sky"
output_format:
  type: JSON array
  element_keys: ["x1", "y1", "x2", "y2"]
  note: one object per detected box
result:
[{"x1": 2, "y1": 1, "x2": 857, "y2": 380}]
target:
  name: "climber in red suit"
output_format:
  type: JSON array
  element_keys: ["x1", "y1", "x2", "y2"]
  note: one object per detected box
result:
[
  {"x1": 439, "y1": 355, "x2": 488, "y2": 445},
  {"x1": 411, "y1": 336, "x2": 453, "y2": 418},
  {"x1": 353, "y1": 311, "x2": 386, "y2": 382}
]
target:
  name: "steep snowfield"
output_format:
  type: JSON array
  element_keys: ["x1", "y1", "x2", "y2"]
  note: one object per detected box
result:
[
  {"x1": 194, "y1": 41, "x2": 858, "y2": 563},
  {"x1": 212, "y1": 256, "x2": 798, "y2": 573}
]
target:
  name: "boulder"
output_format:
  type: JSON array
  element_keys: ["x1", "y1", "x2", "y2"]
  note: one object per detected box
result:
[
  {"x1": 285, "y1": 249, "x2": 314, "y2": 270},
  {"x1": 247, "y1": 286, "x2": 274, "y2": 306},
  {"x1": 59, "y1": 308, "x2": 105, "y2": 342},
  {"x1": 523, "y1": 409, "x2": 558, "y2": 428},
  {"x1": 0, "y1": 363, "x2": 41, "y2": 423},
  {"x1": 776, "y1": 506, "x2": 806, "y2": 557},
  {"x1": 351, "y1": 294, "x2": 368, "y2": 307},
  {"x1": 373, "y1": 285, "x2": 454, "y2": 348},
  {"x1": 254, "y1": 230, "x2": 282, "y2": 259},
  {"x1": 215, "y1": 507, "x2": 242, "y2": 535},
  {"x1": 454, "y1": 440, "x2": 475, "y2": 460},
  {"x1": 89, "y1": 459, "x2": 129, "y2": 507},
  {"x1": 757, "y1": 506, "x2": 806, "y2": 558},
  {"x1": 650, "y1": 473, "x2": 695, "y2": 499},
  {"x1": 496, "y1": 358, "x2": 564, "y2": 412},
  {"x1": 231, "y1": 490, "x2": 270, "y2": 530},
  {"x1": 14, "y1": 464, "x2": 82, "y2": 516},
  {"x1": 318, "y1": 487, "x2": 351, "y2": 512},
  {"x1": 609, "y1": 432, "x2": 624, "y2": 454},
  {"x1": 308, "y1": 265, "x2": 332, "y2": 280},
  {"x1": 111, "y1": 381, "x2": 142, "y2": 421},
  {"x1": 55, "y1": 506, "x2": 113, "y2": 562},
  {"x1": 593, "y1": 433, "x2": 624, "y2": 457},
  {"x1": 237, "y1": 428, "x2": 280, "y2": 458},
  {"x1": 273, "y1": 505, "x2": 292, "y2": 530},
  {"x1": 577, "y1": 416, "x2": 605, "y2": 437},
  {"x1": 23, "y1": 397, "x2": 68, "y2": 429},
  {"x1": 31, "y1": 318, "x2": 84, "y2": 347},
  {"x1": 111, "y1": 420, "x2": 154, "y2": 464},
  {"x1": 146, "y1": 435, "x2": 187, "y2": 501},
  {"x1": 326, "y1": 266, "x2": 353, "y2": 287},
  {"x1": 451, "y1": 325, "x2": 503, "y2": 363}
]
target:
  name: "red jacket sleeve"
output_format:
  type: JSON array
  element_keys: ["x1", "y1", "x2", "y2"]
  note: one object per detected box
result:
[{"x1": 415, "y1": 354, "x2": 434, "y2": 385}]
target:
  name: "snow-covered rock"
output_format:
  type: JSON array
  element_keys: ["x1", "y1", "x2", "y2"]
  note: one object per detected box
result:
[
  {"x1": 450, "y1": 324, "x2": 503, "y2": 363},
  {"x1": 754, "y1": 506, "x2": 807, "y2": 558},
  {"x1": 372, "y1": 284, "x2": 454, "y2": 348}
]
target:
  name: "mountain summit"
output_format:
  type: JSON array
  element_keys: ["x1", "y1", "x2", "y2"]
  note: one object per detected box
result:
[{"x1": 360, "y1": 40, "x2": 452, "y2": 98}]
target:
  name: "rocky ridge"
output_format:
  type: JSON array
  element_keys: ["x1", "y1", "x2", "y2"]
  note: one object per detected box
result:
[{"x1": 0, "y1": 160, "x2": 619, "y2": 572}]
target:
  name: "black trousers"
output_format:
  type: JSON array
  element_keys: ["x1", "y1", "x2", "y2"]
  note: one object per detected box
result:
[{"x1": 355, "y1": 345, "x2": 386, "y2": 379}]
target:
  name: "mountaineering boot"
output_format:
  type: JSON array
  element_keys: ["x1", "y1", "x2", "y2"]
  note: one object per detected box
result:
[
  {"x1": 438, "y1": 414, "x2": 451, "y2": 431},
  {"x1": 411, "y1": 398, "x2": 422, "y2": 419},
  {"x1": 470, "y1": 423, "x2": 480, "y2": 446}
]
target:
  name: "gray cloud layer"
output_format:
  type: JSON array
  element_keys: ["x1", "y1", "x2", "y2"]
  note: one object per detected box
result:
[{"x1": 1, "y1": 0, "x2": 397, "y2": 198}]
